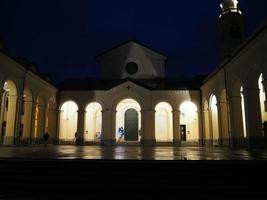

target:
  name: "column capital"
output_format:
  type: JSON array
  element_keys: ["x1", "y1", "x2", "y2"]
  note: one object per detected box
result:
[
  {"x1": 229, "y1": 95, "x2": 241, "y2": 99},
  {"x1": 102, "y1": 109, "x2": 116, "y2": 114},
  {"x1": 77, "y1": 109, "x2": 86, "y2": 113},
  {"x1": 172, "y1": 109, "x2": 181, "y2": 113},
  {"x1": 141, "y1": 109, "x2": 155, "y2": 113}
]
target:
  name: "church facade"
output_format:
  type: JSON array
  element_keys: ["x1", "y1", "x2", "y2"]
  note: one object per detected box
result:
[{"x1": 0, "y1": 0, "x2": 267, "y2": 149}]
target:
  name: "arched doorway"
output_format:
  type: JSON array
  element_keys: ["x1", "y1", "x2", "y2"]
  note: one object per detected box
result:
[
  {"x1": 85, "y1": 102, "x2": 102, "y2": 142},
  {"x1": 1, "y1": 80, "x2": 18, "y2": 144},
  {"x1": 124, "y1": 109, "x2": 138, "y2": 141},
  {"x1": 210, "y1": 95, "x2": 220, "y2": 145},
  {"x1": 180, "y1": 101, "x2": 199, "y2": 143},
  {"x1": 115, "y1": 98, "x2": 141, "y2": 142},
  {"x1": 59, "y1": 101, "x2": 78, "y2": 142},
  {"x1": 155, "y1": 102, "x2": 173, "y2": 142}
]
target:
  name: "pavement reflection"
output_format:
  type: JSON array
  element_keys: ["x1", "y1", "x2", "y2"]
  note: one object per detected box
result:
[{"x1": 0, "y1": 145, "x2": 267, "y2": 160}]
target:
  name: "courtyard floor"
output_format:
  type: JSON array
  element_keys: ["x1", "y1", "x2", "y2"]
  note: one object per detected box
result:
[{"x1": 0, "y1": 145, "x2": 267, "y2": 160}]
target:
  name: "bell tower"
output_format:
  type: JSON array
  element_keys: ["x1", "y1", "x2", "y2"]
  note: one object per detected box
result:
[{"x1": 219, "y1": 0, "x2": 245, "y2": 59}]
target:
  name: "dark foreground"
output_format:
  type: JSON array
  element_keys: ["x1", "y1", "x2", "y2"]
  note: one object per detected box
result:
[
  {"x1": 0, "y1": 160, "x2": 266, "y2": 199},
  {"x1": 0, "y1": 146, "x2": 266, "y2": 199}
]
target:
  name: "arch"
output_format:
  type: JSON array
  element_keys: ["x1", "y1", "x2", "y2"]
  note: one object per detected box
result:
[
  {"x1": 59, "y1": 101, "x2": 78, "y2": 142},
  {"x1": 1, "y1": 80, "x2": 18, "y2": 144},
  {"x1": 85, "y1": 102, "x2": 102, "y2": 141},
  {"x1": 210, "y1": 94, "x2": 220, "y2": 145},
  {"x1": 115, "y1": 98, "x2": 141, "y2": 142},
  {"x1": 179, "y1": 101, "x2": 199, "y2": 142},
  {"x1": 155, "y1": 102, "x2": 173, "y2": 142},
  {"x1": 111, "y1": 92, "x2": 145, "y2": 112},
  {"x1": 258, "y1": 74, "x2": 267, "y2": 123}
]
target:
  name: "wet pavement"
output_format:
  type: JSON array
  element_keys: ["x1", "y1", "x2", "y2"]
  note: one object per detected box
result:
[{"x1": 0, "y1": 145, "x2": 267, "y2": 160}]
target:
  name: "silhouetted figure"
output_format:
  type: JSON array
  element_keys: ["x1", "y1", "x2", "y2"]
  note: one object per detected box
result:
[
  {"x1": 43, "y1": 132, "x2": 49, "y2": 147},
  {"x1": 74, "y1": 132, "x2": 77, "y2": 143},
  {"x1": 118, "y1": 127, "x2": 125, "y2": 142}
]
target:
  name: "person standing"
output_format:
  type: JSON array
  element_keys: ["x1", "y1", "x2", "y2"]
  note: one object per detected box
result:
[{"x1": 43, "y1": 132, "x2": 50, "y2": 147}]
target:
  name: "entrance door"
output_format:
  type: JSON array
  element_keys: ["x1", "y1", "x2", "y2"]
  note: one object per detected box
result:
[
  {"x1": 180, "y1": 125, "x2": 186, "y2": 141},
  {"x1": 125, "y1": 109, "x2": 138, "y2": 141}
]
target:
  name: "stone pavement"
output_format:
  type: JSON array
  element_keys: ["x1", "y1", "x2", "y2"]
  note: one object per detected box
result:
[{"x1": 0, "y1": 145, "x2": 267, "y2": 160}]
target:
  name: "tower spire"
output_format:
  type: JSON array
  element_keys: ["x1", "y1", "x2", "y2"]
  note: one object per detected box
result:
[
  {"x1": 219, "y1": 0, "x2": 245, "y2": 59},
  {"x1": 220, "y1": 0, "x2": 242, "y2": 18}
]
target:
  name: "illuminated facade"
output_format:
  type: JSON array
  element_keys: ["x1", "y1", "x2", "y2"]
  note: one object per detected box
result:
[{"x1": 0, "y1": 0, "x2": 267, "y2": 149}]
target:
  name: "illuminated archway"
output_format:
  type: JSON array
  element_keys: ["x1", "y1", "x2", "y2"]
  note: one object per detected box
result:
[
  {"x1": 1, "y1": 80, "x2": 17, "y2": 144},
  {"x1": 180, "y1": 101, "x2": 199, "y2": 142},
  {"x1": 115, "y1": 98, "x2": 141, "y2": 142},
  {"x1": 259, "y1": 74, "x2": 267, "y2": 123},
  {"x1": 85, "y1": 102, "x2": 102, "y2": 141},
  {"x1": 240, "y1": 87, "x2": 247, "y2": 138},
  {"x1": 59, "y1": 101, "x2": 78, "y2": 141},
  {"x1": 155, "y1": 102, "x2": 173, "y2": 142},
  {"x1": 210, "y1": 95, "x2": 220, "y2": 145}
]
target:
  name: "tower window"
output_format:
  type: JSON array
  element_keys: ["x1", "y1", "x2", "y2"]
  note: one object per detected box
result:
[
  {"x1": 221, "y1": 32, "x2": 225, "y2": 41},
  {"x1": 231, "y1": 26, "x2": 241, "y2": 39}
]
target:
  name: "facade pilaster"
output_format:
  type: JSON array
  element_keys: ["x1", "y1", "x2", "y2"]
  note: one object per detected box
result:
[
  {"x1": 76, "y1": 109, "x2": 85, "y2": 145},
  {"x1": 141, "y1": 109, "x2": 155, "y2": 146},
  {"x1": 172, "y1": 109, "x2": 181, "y2": 146},
  {"x1": 101, "y1": 109, "x2": 116, "y2": 146}
]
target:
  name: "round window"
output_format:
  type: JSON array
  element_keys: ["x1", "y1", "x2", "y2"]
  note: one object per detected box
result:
[{"x1": 125, "y1": 62, "x2": 138, "y2": 75}]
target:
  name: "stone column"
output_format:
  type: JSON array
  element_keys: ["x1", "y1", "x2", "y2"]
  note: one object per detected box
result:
[
  {"x1": 203, "y1": 109, "x2": 211, "y2": 146},
  {"x1": 36, "y1": 105, "x2": 46, "y2": 143},
  {"x1": 262, "y1": 78, "x2": 267, "y2": 141},
  {"x1": 243, "y1": 88, "x2": 265, "y2": 149},
  {"x1": 30, "y1": 102, "x2": 37, "y2": 144},
  {"x1": 262, "y1": 78, "x2": 267, "y2": 106},
  {"x1": 141, "y1": 109, "x2": 155, "y2": 146},
  {"x1": 22, "y1": 100, "x2": 33, "y2": 143},
  {"x1": 47, "y1": 108, "x2": 58, "y2": 144},
  {"x1": 0, "y1": 88, "x2": 5, "y2": 138},
  {"x1": 218, "y1": 101, "x2": 230, "y2": 146},
  {"x1": 228, "y1": 96, "x2": 245, "y2": 148},
  {"x1": 172, "y1": 109, "x2": 181, "y2": 146},
  {"x1": 55, "y1": 110, "x2": 62, "y2": 144},
  {"x1": 197, "y1": 110, "x2": 204, "y2": 146},
  {"x1": 4, "y1": 95, "x2": 18, "y2": 145},
  {"x1": 216, "y1": 102, "x2": 223, "y2": 146},
  {"x1": 76, "y1": 109, "x2": 85, "y2": 145},
  {"x1": 101, "y1": 109, "x2": 116, "y2": 146}
]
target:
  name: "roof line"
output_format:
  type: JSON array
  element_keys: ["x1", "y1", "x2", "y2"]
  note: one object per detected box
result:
[
  {"x1": 203, "y1": 23, "x2": 267, "y2": 84},
  {"x1": 96, "y1": 40, "x2": 168, "y2": 61},
  {"x1": 1, "y1": 52, "x2": 57, "y2": 89}
]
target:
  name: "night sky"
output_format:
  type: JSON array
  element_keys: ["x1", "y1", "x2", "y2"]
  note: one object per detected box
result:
[{"x1": 0, "y1": 0, "x2": 267, "y2": 83}]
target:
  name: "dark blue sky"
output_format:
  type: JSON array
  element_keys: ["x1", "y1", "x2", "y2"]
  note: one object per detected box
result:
[{"x1": 1, "y1": 0, "x2": 267, "y2": 83}]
